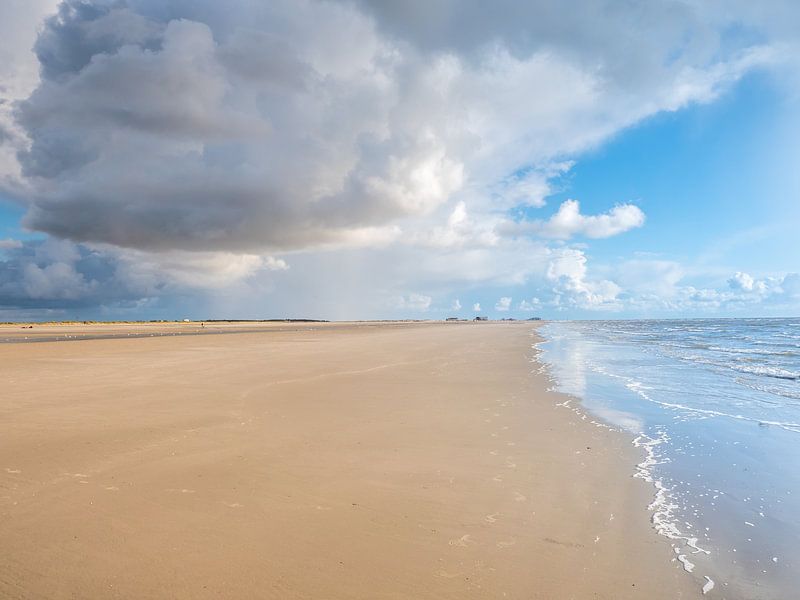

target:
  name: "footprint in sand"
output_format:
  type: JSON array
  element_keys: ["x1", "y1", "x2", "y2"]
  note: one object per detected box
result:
[
  {"x1": 448, "y1": 534, "x2": 475, "y2": 547},
  {"x1": 544, "y1": 537, "x2": 584, "y2": 549},
  {"x1": 492, "y1": 474, "x2": 504, "y2": 482},
  {"x1": 104, "y1": 486, "x2": 119, "y2": 491},
  {"x1": 513, "y1": 492, "x2": 527, "y2": 502},
  {"x1": 484, "y1": 513, "x2": 500, "y2": 523},
  {"x1": 221, "y1": 501, "x2": 243, "y2": 508},
  {"x1": 436, "y1": 570, "x2": 461, "y2": 579},
  {"x1": 496, "y1": 539, "x2": 516, "y2": 548},
  {"x1": 489, "y1": 450, "x2": 499, "y2": 456},
  {"x1": 5, "y1": 468, "x2": 21, "y2": 474},
  {"x1": 505, "y1": 458, "x2": 517, "y2": 468},
  {"x1": 166, "y1": 488, "x2": 195, "y2": 494}
]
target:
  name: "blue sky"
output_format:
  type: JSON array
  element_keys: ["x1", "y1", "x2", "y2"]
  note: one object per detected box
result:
[
  {"x1": 0, "y1": 203, "x2": 27, "y2": 240},
  {"x1": 550, "y1": 71, "x2": 797, "y2": 289},
  {"x1": 571, "y1": 71, "x2": 796, "y2": 268},
  {"x1": 443, "y1": 71, "x2": 800, "y2": 319},
  {"x1": 0, "y1": 1, "x2": 798, "y2": 321}
]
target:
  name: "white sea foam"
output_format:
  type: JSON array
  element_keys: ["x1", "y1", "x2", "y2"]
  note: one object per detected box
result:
[
  {"x1": 674, "y1": 354, "x2": 800, "y2": 380},
  {"x1": 633, "y1": 431, "x2": 709, "y2": 557},
  {"x1": 708, "y1": 344, "x2": 797, "y2": 355},
  {"x1": 702, "y1": 576, "x2": 715, "y2": 594},
  {"x1": 732, "y1": 364, "x2": 799, "y2": 380},
  {"x1": 676, "y1": 553, "x2": 695, "y2": 572}
]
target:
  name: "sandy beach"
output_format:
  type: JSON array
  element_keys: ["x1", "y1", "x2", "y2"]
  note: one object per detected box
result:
[{"x1": 0, "y1": 322, "x2": 698, "y2": 599}]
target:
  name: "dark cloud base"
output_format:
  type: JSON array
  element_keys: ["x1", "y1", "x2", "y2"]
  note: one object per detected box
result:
[{"x1": 0, "y1": 239, "x2": 155, "y2": 310}]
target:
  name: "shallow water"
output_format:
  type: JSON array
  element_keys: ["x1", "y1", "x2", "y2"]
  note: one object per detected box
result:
[{"x1": 537, "y1": 318, "x2": 800, "y2": 599}]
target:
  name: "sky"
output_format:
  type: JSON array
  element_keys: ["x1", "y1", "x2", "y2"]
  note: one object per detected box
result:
[{"x1": 0, "y1": 0, "x2": 798, "y2": 321}]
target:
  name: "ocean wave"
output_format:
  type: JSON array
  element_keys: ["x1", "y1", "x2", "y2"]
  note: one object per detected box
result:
[
  {"x1": 672, "y1": 354, "x2": 799, "y2": 380},
  {"x1": 735, "y1": 379, "x2": 800, "y2": 402},
  {"x1": 733, "y1": 364, "x2": 800, "y2": 380},
  {"x1": 708, "y1": 345, "x2": 797, "y2": 357}
]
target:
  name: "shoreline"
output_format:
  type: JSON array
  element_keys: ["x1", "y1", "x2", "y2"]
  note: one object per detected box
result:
[
  {"x1": 0, "y1": 322, "x2": 698, "y2": 598},
  {"x1": 532, "y1": 332, "x2": 710, "y2": 595}
]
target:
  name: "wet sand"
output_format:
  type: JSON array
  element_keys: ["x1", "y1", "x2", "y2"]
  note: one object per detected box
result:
[{"x1": 0, "y1": 321, "x2": 698, "y2": 599}]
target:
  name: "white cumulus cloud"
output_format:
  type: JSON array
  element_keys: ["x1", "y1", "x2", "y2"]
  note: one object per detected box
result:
[
  {"x1": 728, "y1": 271, "x2": 757, "y2": 292},
  {"x1": 501, "y1": 199, "x2": 645, "y2": 240},
  {"x1": 546, "y1": 248, "x2": 622, "y2": 309},
  {"x1": 495, "y1": 296, "x2": 512, "y2": 311},
  {"x1": 392, "y1": 293, "x2": 432, "y2": 312},
  {"x1": 519, "y1": 298, "x2": 541, "y2": 311}
]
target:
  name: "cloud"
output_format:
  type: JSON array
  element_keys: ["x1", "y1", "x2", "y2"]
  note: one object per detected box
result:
[
  {"x1": 614, "y1": 258, "x2": 684, "y2": 297},
  {"x1": 0, "y1": 238, "x2": 282, "y2": 312},
  {"x1": 472, "y1": 303, "x2": 481, "y2": 312},
  {"x1": 0, "y1": 238, "x2": 146, "y2": 308},
  {"x1": 782, "y1": 273, "x2": 800, "y2": 298},
  {"x1": 491, "y1": 162, "x2": 572, "y2": 210},
  {"x1": 728, "y1": 271, "x2": 758, "y2": 292},
  {"x1": 111, "y1": 248, "x2": 278, "y2": 290},
  {"x1": 451, "y1": 298, "x2": 461, "y2": 310},
  {"x1": 0, "y1": 0, "x2": 60, "y2": 180},
  {"x1": 392, "y1": 293, "x2": 432, "y2": 312},
  {"x1": 546, "y1": 248, "x2": 622, "y2": 309},
  {"x1": 603, "y1": 268, "x2": 800, "y2": 314},
  {"x1": 0, "y1": 239, "x2": 24, "y2": 250},
  {"x1": 500, "y1": 199, "x2": 645, "y2": 240},
  {"x1": 10, "y1": 1, "x2": 467, "y2": 252},
  {"x1": 495, "y1": 296, "x2": 512, "y2": 311},
  {"x1": 519, "y1": 298, "x2": 540, "y2": 311},
  {"x1": 722, "y1": 271, "x2": 798, "y2": 303},
  {"x1": 5, "y1": 0, "x2": 772, "y2": 255}
]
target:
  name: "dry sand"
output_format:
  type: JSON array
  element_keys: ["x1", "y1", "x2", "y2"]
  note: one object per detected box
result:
[{"x1": 0, "y1": 321, "x2": 699, "y2": 599}]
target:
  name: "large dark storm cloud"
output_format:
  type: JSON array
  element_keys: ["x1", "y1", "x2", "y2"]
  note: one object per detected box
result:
[{"x1": 8, "y1": 0, "x2": 774, "y2": 254}]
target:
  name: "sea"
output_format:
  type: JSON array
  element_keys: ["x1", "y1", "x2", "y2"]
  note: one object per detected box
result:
[{"x1": 536, "y1": 318, "x2": 800, "y2": 599}]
